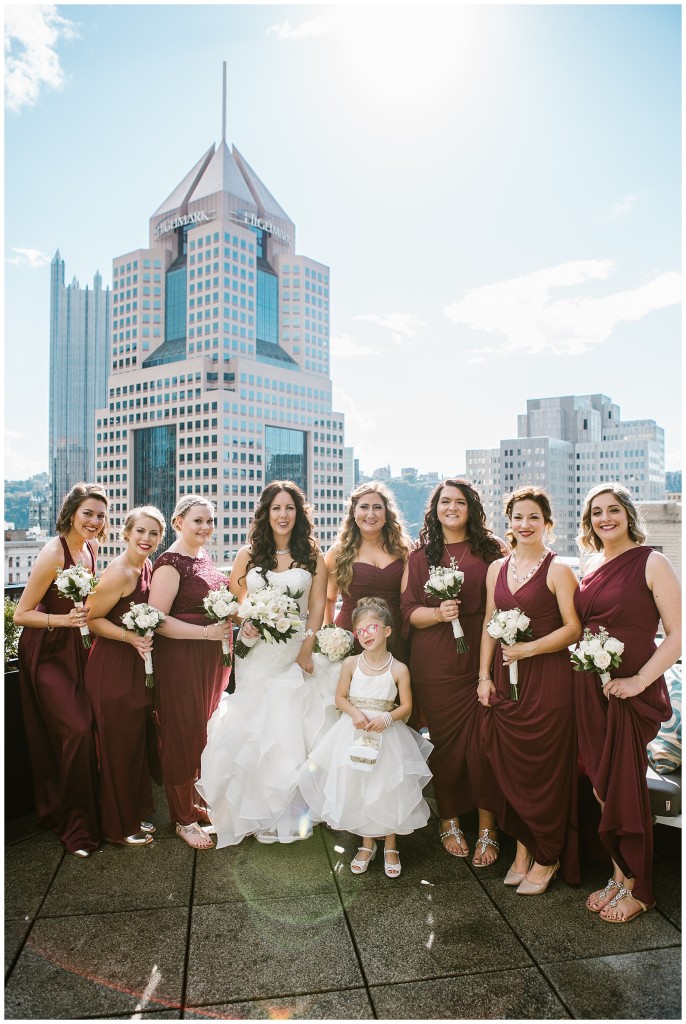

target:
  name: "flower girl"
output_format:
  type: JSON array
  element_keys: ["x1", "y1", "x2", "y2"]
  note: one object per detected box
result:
[{"x1": 299, "y1": 597, "x2": 432, "y2": 877}]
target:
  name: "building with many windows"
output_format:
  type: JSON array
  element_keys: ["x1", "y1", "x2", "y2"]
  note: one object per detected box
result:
[
  {"x1": 49, "y1": 252, "x2": 111, "y2": 525},
  {"x1": 467, "y1": 394, "x2": 666, "y2": 556},
  {"x1": 95, "y1": 130, "x2": 344, "y2": 566}
]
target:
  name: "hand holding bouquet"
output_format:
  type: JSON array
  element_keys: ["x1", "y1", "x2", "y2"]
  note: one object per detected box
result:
[
  {"x1": 571, "y1": 626, "x2": 624, "y2": 690},
  {"x1": 202, "y1": 586, "x2": 240, "y2": 665},
  {"x1": 486, "y1": 607, "x2": 533, "y2": 700},
  {"x1": 234, "y1": 583, "x2": 304, "y2": 659},
  {"x1": 313, "y1": 623, "x2": 354, "y2": 663},
  {"x1": 121, "y1": 602, "x2": 166, "y2": 687},
  {"x1": 54, "y1": 563, "x2": 98, "y2": 649},
  {"x1": 424, "y1": 560, "x2": 468, "y2": 653}
]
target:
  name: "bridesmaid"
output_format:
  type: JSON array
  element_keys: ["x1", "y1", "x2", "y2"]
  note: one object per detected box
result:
[
  {"x1": 325, "y1": 482, "x2": 412, "y2": 662},
  {"x1": 85, "y1": 505, "x2": 166, "y2": 846},
  {"x1": 477, "y1": 487, "x2": 582, "y2": 893},
  {"x1": 148, "y1": 495, "x2": 232, "y2": 850},
  {"x1": 400, "y1": 478, "x2": 506, "y2": 866},
  {"x1": 14, "y1": 482, "x2": 108, "y2": 857},
  {"x1": 575, "y1": 482, "x2": 680, "y2": 923}
]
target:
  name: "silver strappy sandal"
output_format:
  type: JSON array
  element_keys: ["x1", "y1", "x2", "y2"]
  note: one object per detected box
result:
[
  {"x1": 439, "y1": 818, "x2": 469, "y2": 858},
  {"x1": 472, "y1": 827, "x2": 499, "y2": 868}
]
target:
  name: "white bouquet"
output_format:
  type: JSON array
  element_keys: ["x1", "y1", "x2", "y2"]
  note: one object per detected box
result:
[
  {"x1": 486, "y1": 607, "x2": 533, "y2": 701},
  {"x1": 202, "y1": 586, "x2": 240, "y2": 666},
  {"x1": 121, "y1": 602, "x2": 166, "y2": 687},
  {"x1": 313, "y1": 623, "x2": 354, "y2": 663},
  {"x1": 234, "y1": 583, "x2": 304, "y2": 659},
  {"x1": 54, "y1": 562, "x2": 99, "y2": 649},
  {"x1": 424, "y1": 559, "x2": 468, "y2": 652},
  {"x1": 571, "y1": 626, "x2": 624, "y2": 689}
]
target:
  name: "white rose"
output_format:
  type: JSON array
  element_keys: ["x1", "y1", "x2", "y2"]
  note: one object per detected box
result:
[
  {"x1": 488, "y1": 622, "x2": 504, "y2": 639},
  {"x1": 587, "y1": 638, "x2": 603, "y2": 655},
  {"x1": 275, "y1": 617, "x2": 291, "y2": 633},
  {"x1": 443, "y1": 572, "x2": 455, "y2": 587},
  {"x1": 516, "y1": 613, "x2": 530, "y2": 631},
  {"x1": 604, "y1": 638, "x2": 624, "y2": 655},
  {"x1": 594, "y1": 650, "x2": 612, "y2": 670},
  {"x1": 213, "y1": 599, "x2": 230, "y2": 618}
]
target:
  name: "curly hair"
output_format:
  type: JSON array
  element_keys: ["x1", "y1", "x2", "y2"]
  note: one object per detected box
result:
[
  {"x1": 577, "y1": 482, "x2": 647, "y2": 553},
  {"x1": 55, "y1": 483, "x2": 109, "y2": 541},
  {"x1": 352, "y1": 595, "x2": 394, "y2": 630},
  {"x1": 503, "y1": 486, "x2": 555, "y2": 549},
  {"x1": 246, "y1": 481, "x2": 319, "y2": 582},
  {"x1": 418, "y1": 478, "x2": 502, "y2": 567},
  {"x1": 120, "y1": 505, "x2": 166, "y2": 544},
  {"x1": 334, "y1": 482, "x2": 412, "y2": 595}
]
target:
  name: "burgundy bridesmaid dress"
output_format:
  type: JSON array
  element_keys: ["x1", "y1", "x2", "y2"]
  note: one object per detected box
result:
[
  {"x1": 151, "y1": 551, "x2": 230, "y2": 825},
  {"x1": 84, "y1": 561, "x2": 155, "y2": 842},
  {"x1": 479, "y1": 552, "x2": 580, "y2": 883},
  {"x1": 400, "y1": 541, "x2": 492, "y2": 818},
  {"x1": 574, "y1": 546, "x2": 670, "y2": 906},
  {"x1": 17, "y1": 537, "x2": 100, "y2": 852},
  {"x1": 336, "y1": 560, "x2": 408, "y2": 662}
]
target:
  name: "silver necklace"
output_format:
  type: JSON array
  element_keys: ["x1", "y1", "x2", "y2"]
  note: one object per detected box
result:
[
  {"x1": 361, "y1": 651, "x2": 393, "y2": 672},
  {"x1": 510, "y1": 548, "x2": 547, "y2": 583},
  {"x1": 275, "y1": 547, "x2": 290, "y2": 556},
  {"x1": 444, "y1": 541, "x2": 468, "y2": 570}
]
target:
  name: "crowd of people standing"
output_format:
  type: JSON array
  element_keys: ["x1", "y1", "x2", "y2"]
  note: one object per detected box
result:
[{"x1": 14, "y1": 474, "x2": 681, "y2": 923}]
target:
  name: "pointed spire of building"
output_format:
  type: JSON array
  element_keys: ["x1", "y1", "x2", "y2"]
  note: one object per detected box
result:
[
  {"x1": 187, "y1": 140, "x2": 255, "y2": 207},
  {"x1": 232, "y1": 147, "x2": 293, "y2": 226},
  {"x1": 153, "y1": 145, "x2": 215, "y2": 218}
]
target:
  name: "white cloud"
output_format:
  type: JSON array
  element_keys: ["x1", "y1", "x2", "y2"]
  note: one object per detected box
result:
[
  {"x1": 666, "y1": 451, "x2": 682, "y2": 473},
  {"x1": 6, "y1": 247, "x2": 51, "y2": 268},
  {"x1": 444, "y1": 260, "x2": 681, "y2": 357},
  {"x1": 266, "y1": 16, "x2": 337, "y2": 41},
  {"x1": 330, "y1": 333, "x2": 378, "y2": 359},
  {"x1": 5, "y1": 4, "x2": 78, "y2": 113},
  {"x1": 355, "y1": 312, "x2": 426, "y2": 345},
  {"x1": 332, "y1": 387, "x2": 377, "y2": 434},
  {"x1": 605, "y1": 194, "x2": 639, "y2": 221},
  {"x1": 4, "y1": 430, "x2": 46, "y2": 478}
]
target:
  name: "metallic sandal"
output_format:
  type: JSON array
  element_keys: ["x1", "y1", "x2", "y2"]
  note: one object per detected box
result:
[
  {"x1": 439, "y1": 818, "x2": 469, "y2": 858},
  {"x1": 472, "y1": 827, "x2": 500, "y2": 868},
  {"x1": 599, "y1": 886, "x2": 654, "y2": 924},
  {"x1": 586, "y1": 877, "x2": 621, "y2": 913}
]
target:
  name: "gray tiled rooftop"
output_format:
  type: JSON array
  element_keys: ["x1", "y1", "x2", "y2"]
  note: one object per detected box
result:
[{"x1": 4, "y1": 787, "x2": 681, "y2": 1020}]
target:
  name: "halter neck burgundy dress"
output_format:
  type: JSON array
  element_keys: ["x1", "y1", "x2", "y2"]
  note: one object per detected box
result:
[
  {"x1": 84, "y1": 560, "x2": 155, "y2": 842},
  {"x1": 574, "y1": 546, "x2": 670, "y2": 906},
  {"x1": 479, "y1": 552, "x2": 580, "y2": 883},
  {"x1": 17, "y1": 536, "x2": 100, "y2": 853}
]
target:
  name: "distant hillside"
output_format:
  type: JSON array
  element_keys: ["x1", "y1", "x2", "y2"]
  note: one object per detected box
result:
[
  {"x1": 383, "y1": 480, "x2": 433, "y2": 539},
  {"x1": 4, "y1": 472, "x2": 49, "y2": 529}
]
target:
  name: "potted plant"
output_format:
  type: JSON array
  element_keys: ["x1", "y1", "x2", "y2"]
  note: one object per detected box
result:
[{"x1": 4, "y1": 596, "x2": 35, "y2": 819}]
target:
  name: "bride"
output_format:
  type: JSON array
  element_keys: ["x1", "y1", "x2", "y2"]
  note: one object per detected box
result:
[{"x1": 197, "y1": 480, "x2": 328, "y2": 846}]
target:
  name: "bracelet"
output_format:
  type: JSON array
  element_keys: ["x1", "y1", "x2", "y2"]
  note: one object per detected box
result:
[
  {"x1": 46, "y1": 614, "x2": 53, "y2": 632},
  {"x1": 381, "y1": 711, "x2": 394, "y2": 729},
  {"x1": 478, "y1": 676, "x2": 492, "y2": 683},
  {"x1": 121, "y1": 630, "x2": 127, "y2": 643},
  {"x1": 204, "y1": 626, "x2": 208, "y2": 640},
  {"x1": 636, "y1": 672, "x2": 649, "y2": 690}
]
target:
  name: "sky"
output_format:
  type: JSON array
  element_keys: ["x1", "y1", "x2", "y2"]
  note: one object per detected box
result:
[{"x1": 4, "y1": 2, "x2": 682, "y2": 481}]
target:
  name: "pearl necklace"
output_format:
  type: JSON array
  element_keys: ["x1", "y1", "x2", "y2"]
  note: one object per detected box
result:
[
  {"x1": 510, "y1": 548, "x2": 548, "y2": 584},
  {"x1": 275, "y1": 548, "x2": 290, "y2": 556},
  {"x1": 361, "y1": 651, "x2": 393, "y2": 672}
]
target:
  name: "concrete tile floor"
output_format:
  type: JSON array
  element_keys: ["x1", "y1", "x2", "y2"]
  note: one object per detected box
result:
[{"x1": 4, "y1": 785, "x2": 681, "y2": 1020}]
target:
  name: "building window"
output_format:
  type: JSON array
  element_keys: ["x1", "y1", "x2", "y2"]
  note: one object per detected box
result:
[
  {"x1": 265, "y1": 425, "x2": 308, "y2": 493},
  {"x1": 133, "y1": 425, "x2": 177, "y2": 555}
]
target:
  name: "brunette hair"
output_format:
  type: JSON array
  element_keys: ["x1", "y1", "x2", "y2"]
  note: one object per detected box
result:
[
  {"x1": 577, "y1": 482, "x2": 647, "y2": 553},
  {"x1": 55, "y1": 483, "x2": 109, "y2": 541},
  {"x1": 504, "y1": 486, "x2": 554, "y2": 549},
  {"x1": 120, "y1": 505, "x2": 166, "y2": 544},
  {"x1": 352, "y1": 595, "x2": 394, "y2": 630},
  {"x1": 419, "y1": 478, "x2": 501, "y2": 566},
  {"x1": 334, "y1": 482, "x2": 411, "y2": 595},
  {"x1": 247, "y1": 480, "x2": 319, "y2": 580}
]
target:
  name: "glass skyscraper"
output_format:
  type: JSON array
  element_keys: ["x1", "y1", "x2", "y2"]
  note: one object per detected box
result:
[
  {"x1": 95, "y1": 135, "x2": 344, "y2": 565},
  {"x1": 49, "y1": 251, "x2": 111, "y2": 525}
]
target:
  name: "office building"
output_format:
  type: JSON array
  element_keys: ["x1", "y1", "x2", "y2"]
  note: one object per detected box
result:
[
  {"x1": 95, "y1": 117, "x2": 344, "y2": 565},
  {"x1": 467, "y1": 394, "x2": 666, "y2": 556},
  {"x1": 49, "y1": 252, "x2": 111, "y2": 524}
]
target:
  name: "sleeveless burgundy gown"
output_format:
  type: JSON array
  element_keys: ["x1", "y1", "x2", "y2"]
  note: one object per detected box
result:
[
  {"x1": 151, "y1": 551, "x2": 230, "y2": 825},
  {"x1": 17, "y1": 537, "x2": 100, "y2": 852},
  {"x1": 336, "y1": 560, "x2": 408, "y2": 663},
  {"x1": 84, "y1": 560, "x2": 155, "y2": 842},
  {"x1": 574, "y1": 546, "x2": 670, "y2": 906},
  {"x1": 479, "y1": 552, "x2": 580, "y2": 883},
  {"x1": 400, "y1": 540, "x2": 493, "y2": 818}
]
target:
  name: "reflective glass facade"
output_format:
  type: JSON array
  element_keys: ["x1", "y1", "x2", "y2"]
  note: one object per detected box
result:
[
  {"x1": 134, "y1": 425, "x2": 177, "y2": 552},
  {"x1": 256, "y1": 267, "x2": 278, "y2": 345},
  {"x1": 265, "y1": 426, "x2": 307, "y2": 493}
]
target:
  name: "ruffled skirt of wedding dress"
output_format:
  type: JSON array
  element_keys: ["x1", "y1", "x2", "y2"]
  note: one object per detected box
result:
[{"x1": 197, "y1": 644, "x2": 327, "y2": 847}]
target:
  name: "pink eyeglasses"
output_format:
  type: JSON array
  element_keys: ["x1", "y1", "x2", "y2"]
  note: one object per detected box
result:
[{"x1": 353, "y1": 623, "x2": 382, "y2": 639}]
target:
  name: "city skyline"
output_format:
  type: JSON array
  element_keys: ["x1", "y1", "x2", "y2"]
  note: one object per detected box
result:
[{"x1": 5, "y1": 4, "x2": 681, "y2": 482}]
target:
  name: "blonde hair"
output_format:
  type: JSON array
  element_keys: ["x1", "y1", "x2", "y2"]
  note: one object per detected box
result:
[
  {"x1": 120, "y1": 505, "x2": 166, "y2": 544},
  {"x1": 351, "y1": 596, "x2": 394, "y2": 630},
  {"x1": 171, "y1": 494, "x2": 215, "y2": 533},
  {"x1": 577, "y1": 482, "x2": 647, "y2": 552},
  {"x1": 334, "y1": 482, "x2": 411, "y2": 594}
]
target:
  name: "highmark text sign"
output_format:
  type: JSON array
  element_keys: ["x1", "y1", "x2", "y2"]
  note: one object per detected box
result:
[
  {"x1": 154, "y1": 211, "x2": 214, "y2": 238},
  {"x1": 236, "y1": 210, "x2": 291, "y2": 245}
]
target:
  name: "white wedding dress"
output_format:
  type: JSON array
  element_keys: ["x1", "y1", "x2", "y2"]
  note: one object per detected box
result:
[{"x1": 197, "y1": 567, "x2": 327, "y2": 847}]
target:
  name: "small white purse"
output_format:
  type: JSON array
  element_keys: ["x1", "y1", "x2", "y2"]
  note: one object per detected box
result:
[{"x1": 350, "y1": 729, "x2": 382, "y2": 771}]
